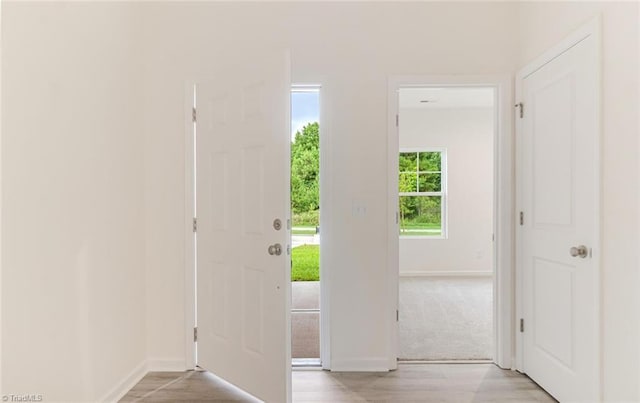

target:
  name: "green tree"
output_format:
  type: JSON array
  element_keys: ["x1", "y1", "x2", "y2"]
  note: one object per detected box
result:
[
  {"x1": 291, "y1": 122, "x2": 319, "y2": 216},
  {"x1": 398, "y1": 151, "x2": 442, "y2": 233}
]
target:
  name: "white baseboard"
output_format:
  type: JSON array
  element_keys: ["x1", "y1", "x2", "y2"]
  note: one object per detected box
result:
[
  {"x1": 99, "y1": 358, "x2": 187, "y2": 402},
  {"x1": 147, "y1": 358, "x2": 188, "y2": 372},
  {"x1": 399, "y1": 270, "x2": 493, "y2": 277},
  {"x1": 329, "y1": 357, "x2": 390, "y2": 372},
  {"x1": 100, "y1": 359, "x2": 147, "y2": 403}
]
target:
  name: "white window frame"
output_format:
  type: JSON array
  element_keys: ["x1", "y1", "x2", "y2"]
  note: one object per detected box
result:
[{"x1": 398, "y1": 147, "x2": 448, "y2": 239}]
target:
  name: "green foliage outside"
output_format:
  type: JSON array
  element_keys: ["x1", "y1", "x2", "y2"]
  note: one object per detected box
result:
[
  {"x1": 399, "y1": 151, "x2": 442, "y2": 236},
  {"x1": 291, "y1": 122, "x2": 320, "y2": 281},
  {"x1": 291, "y1": 122, "x2": 319, "y2": 215},
  {"x1": 291, "y1": 245, "x2": 319, "y2": 281},
  {"x1": 293, "y1": 210, "x2": 319, "y2": 226}
]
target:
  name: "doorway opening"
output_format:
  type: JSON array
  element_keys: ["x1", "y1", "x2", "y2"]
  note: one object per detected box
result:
[
  {"x1": 290, "y1": 85, "x2": 321, "y2": 367},
  {"x1": 395, "y1": 86, "x2": 496, "y2": 362}
]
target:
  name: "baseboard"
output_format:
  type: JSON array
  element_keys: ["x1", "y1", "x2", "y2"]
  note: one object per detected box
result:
[
  {"x1": 99, "y1": 359, "x2": 147, "y2": 403},
  {"x1": 98, "y1": 358, "x2": 187, "y2": 402},
  {"x1": 329, "y1": 357, "x2": 390, "y2": 372},
  {"x1": 399, "y1": 270, "x2": 493, "y2": 277},
  {"x1": 147, "y1": 358, "x2": 188, "y2": 372}
]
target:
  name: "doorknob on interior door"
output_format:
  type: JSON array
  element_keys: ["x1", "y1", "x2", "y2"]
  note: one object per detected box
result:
[
  {"x1": 268, "y1": 243, "x2": 282, "y2": 256},
  {"x1": 570, "y1": 245, "x2": 589, "y2": 258}
]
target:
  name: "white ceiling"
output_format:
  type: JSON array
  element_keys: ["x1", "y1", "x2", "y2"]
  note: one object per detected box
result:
[{"x1": 399, "y1": 87, "x2": 495, "y2": 109}]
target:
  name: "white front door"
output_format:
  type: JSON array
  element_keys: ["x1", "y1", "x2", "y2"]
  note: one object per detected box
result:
[
  {"x1": 196, "y1": 52, "x2": 291, "y2": 403},
  {"x1": 519, "y1": 28, "x2": 600, "y2": 402}
]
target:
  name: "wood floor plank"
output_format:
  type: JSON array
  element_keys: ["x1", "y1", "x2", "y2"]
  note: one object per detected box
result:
[{"x1": 120, "y1": 364, "x2": 557, "y2": 402}]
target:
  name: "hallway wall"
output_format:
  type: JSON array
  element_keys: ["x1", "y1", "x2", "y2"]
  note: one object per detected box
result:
[{"x1": 1, "y1": 3, "x2": 147, "y2": 401}]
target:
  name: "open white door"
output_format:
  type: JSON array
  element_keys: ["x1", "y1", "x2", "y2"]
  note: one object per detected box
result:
[
  {"x1": 518, "y1": 25, "x2": 600, "y2": 402},
  {"x1": 196, "y1": 52, "x2": 291, "y2": 403}
]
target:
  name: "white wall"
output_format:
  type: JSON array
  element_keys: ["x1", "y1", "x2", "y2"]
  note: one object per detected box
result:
[
  {"x1": 516, "y1": 2, "x2": 640, "y2": 401},
  {"x1": 140, "y1": 2, "x2": 520, "y2": 371},
  {"x1": 638, "y1": 5, "x2": 640, "y2": 399},
  {"x1": 1, "y1": 3, "x2": 146, "y2": 401},
  {"x1": 0, "y1": 1, "x2": 4, "y2": 396},
  {"x1": 399, "y1": 107, "x2": 493, "y2": 273}
]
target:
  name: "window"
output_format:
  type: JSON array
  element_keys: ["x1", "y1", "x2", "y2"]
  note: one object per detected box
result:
[{"x1": 399, "y1": 149, "x2": 447, "y2": 237}]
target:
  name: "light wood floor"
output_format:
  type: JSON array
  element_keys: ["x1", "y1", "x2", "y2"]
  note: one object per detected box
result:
[{"x1": 120, "y1": 364, "x2": 556, "y2": 402}]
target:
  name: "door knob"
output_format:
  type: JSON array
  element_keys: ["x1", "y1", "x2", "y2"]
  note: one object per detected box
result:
[
  {"x1": 570, "y1": 245, "x2": 589, "y2": 258},
  {"x1": 268, "y1": 243, "x2": 282, "y2": 256}
]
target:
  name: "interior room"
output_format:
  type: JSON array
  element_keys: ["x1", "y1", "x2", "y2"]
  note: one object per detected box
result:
[
  {"x1": 397, "y1": 87, "x2": 495, "y2": 361},
  {"x1": 1, "y1": 1, "x2": 638, "y2": 402}
]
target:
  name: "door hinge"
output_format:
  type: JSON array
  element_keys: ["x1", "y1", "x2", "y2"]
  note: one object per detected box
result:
[
  {"x1": 396, "y1": 114, "x2": 399, "y2": 127},
  {"x1": 520, "y1": 318, "x2": 524, "y2": 333},
  {"x1": 515, "y1": 102, "x2": 524, "y2": 119},
  {"x1": 192, "y1": 107, "x2": 197, "y2": 123},
  {"x1": 519, "y1": 211, "x2": 524, "y2": 226},
  {"x1": 193, "y1": 217, "x2": 197, "y2": 232},
  {"x1": 194, "y1": 327, "x2": 198, "y2": 342},
  {"x1": 396, "y1": 309, "x2": 399, "y2": 322},
  {"x1": 396, "y1": 211, "x2": 399, "y2": 224}
]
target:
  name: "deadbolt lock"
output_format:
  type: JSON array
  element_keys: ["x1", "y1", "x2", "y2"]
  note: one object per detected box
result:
[{"x1": 273, "y1": 219, "x2": 282, "y2": 231}]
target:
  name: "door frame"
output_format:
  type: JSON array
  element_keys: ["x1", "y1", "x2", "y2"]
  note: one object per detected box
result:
[
  {"x1": 387, "y1": 75, "x2": 514, "y2": 369},
  {"x1": 184, "y1": 81, "x2": 332, "y2": 369},
  {"x1": 514, "y1": 17, "x2": 602, "y2": 392},
  {"x1": 185, "y1": 82, "x2": 196, "y2": 369},
  {"x1": 290, "y1": 83, "x2": 329, "y2": 367}
]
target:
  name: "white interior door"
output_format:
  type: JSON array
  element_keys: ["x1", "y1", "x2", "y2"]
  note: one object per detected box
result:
[
  {"x1": 196, "y1": 52, "x2": 291, "y2": 403},
  {"x1": 519, "y1": 29, "x2": 599, "y2": 402}
]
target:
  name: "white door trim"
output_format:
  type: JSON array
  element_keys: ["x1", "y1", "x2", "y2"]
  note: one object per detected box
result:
[
  {"x1": 387, "y1": 75, "x2": 514, "y2": 369},
  {"x1": 515, "y1": 16, "x2": 602, "y2": 396},
  {"x1": 317, "y1": 84, "x2": 332, "y2": 369},
  {"x1": 184, "y1": 82, "x2": 196, "y2": 370},
  {"x1": 638, "y1": 6, "x2": 640, "y2": 399}
]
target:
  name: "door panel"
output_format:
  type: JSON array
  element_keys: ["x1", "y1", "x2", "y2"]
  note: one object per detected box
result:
[
  {"x1": 532, "y1": 73, "x2": 575, "y2": 227},
  {"x1": 532, "y1": 258, "x2": 574, "y2": 367},
  {"x1": 242, "y1": 147, "x2": 265, "y2": 234},
  {"x1": 196, "y1": 52, "x2": 291, "y2": 403},
  {"x1": 520, "y1": 32, "x2": 599, "y2": 402},
  {"x1": 210, "y1": 153, "x2": 229, "y2": 231}
]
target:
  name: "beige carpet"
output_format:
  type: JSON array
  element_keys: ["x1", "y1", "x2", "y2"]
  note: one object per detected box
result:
[
  {"x1": 399, "y1": 277, "x2": 493, "y2": 360},
  {"x1": 290, "y1": 278, "x2": 492, "y2": 360}
]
